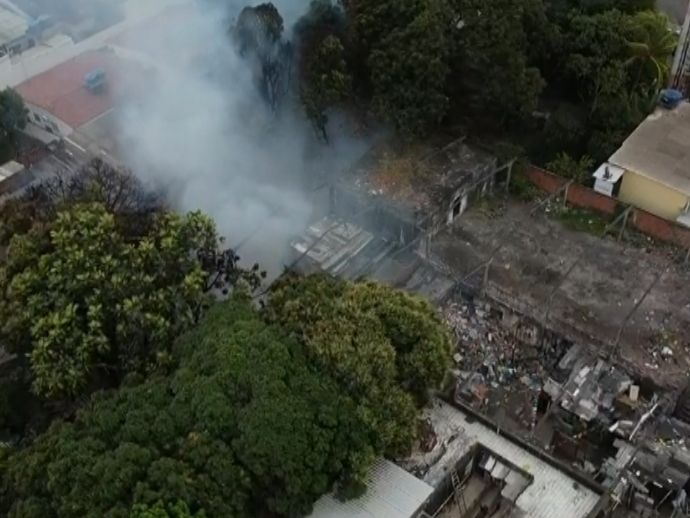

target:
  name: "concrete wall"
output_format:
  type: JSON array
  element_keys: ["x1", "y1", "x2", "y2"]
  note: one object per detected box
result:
[
  {"x1": 524, "y1": 165, "x2": 690, "y2": 249},
  {"x1": 25, "y1": 102, "x2": 73, "y2": 137},
  {"x1": 632, "y1": 207, "x2": 690, "y2": 247},
  {"x1": 567, "y1": 183, "x2": 618, "y2": 215},
  {"x1": 525, "y1": 166, "x2": 617, "y2": 214},
  {"x1": 0, "y1": 167, "x2": 34, "y2": 196},
  {"x1": 618, "y1": 169, "x2": 689, "y2": 221}
]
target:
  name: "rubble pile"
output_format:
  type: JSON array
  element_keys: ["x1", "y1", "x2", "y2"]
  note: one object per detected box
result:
[
  {"x1": 545, "y1": 355, "x2": 634, "y2": 426},
  {"x1": 443, "y1": 299, "x2": 547, "y2": 430},
  {"x1": 605, "y1": 416, "x2": 690, "y2": 516},
  {"x1": 444, "y1": 300, "x2": 541, "y2": 376},
  {"x1": 440, "y1": 292, "x2": 690, "y2": 516},
  {"x1": 642, "y1": 326, "x2": 690, "y2": 371}
]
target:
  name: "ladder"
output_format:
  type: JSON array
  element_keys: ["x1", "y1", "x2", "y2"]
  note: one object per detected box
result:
[{"x1": 451, "y1": 470, "x2": 468, "y2": 514}]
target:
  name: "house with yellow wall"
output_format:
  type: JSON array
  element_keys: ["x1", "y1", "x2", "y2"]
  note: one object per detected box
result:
[{"x1": 597, "y1": 102, "x2": 690, "y2": 224}]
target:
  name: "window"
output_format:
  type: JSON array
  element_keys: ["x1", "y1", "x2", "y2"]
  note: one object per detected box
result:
[
  {"x1": 449, "y1": 194, "x2": 468, "y2": 224},
  {"x1": 453, "y1": 201, "x2": 461, "y2": 218}
]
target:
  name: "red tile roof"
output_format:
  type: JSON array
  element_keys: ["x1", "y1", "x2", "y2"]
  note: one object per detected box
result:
[{"x1": 16, "y1": 49, "x2": 138, "y2": 129}]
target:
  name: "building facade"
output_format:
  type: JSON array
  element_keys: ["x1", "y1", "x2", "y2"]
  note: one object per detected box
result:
[{"x1": 598, "y1": 102, "x2": 690, "y2": 224}]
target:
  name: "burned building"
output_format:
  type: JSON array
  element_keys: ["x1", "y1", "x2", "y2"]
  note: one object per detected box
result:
[
  {"x1": 288, "y1": 137, "x2": 511, "y2": 302},
  {"x1": 335, "y1": 137, "x2": 512, "y2": 242}
]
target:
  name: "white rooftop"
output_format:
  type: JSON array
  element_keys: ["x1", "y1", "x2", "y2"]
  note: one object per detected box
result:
[
  {"x1": 0, "y1": 5, "x2": 26, "y2": 45},
  {"x1": 0, "y1": 159, "x2": 23, "y2": 181},
  {"x1": 609, "y1": 102, "x2": 690, "y2": 195},
  {"x1": 309, "y1": 458, "x2": 433, "y2": 518},
  {"x1": 415, "y1": 400, "x2": 601, "y2": 518}
]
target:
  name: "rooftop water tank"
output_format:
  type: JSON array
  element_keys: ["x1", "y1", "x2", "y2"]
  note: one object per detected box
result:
[
  {"x1": 660, "y1": 88, "x2": 684, "y2": 109},
  {"x1": 84, "y1": 69, "x2": 106, "y2": 93}
]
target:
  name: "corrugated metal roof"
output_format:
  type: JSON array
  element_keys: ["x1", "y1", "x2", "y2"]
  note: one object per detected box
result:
[{"x1": 308, "y1": 458, "x2": 433, "y2": 518}]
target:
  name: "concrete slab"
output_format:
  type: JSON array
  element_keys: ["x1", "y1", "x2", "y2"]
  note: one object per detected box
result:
[{"x1": 431, "y1": 201, "x2": 690, "y2": 389}]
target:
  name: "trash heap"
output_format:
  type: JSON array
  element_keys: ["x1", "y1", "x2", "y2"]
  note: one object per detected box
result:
[
  {"x1": 604, "y1": 416, "x2": 690, "y2": 516},
  {"x1": 443, "y1": 299, "x2": 546, "y2": 431}
]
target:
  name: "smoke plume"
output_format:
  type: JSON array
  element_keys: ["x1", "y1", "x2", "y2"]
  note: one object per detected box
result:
[{"x1": 112, "y1": 0, "x2": 368, "y2": 279}]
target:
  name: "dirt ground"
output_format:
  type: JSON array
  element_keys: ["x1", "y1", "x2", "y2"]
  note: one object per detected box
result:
[{"x1": 431, "y1": 201, "x2": 690, "y2": 389}]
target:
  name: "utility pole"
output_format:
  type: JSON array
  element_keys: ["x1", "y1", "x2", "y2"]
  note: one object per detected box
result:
[{"x1": 672, "y1": 2, "x2": 690, "y2": 92}]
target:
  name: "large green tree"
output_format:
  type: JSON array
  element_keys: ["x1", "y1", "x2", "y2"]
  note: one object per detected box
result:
[
  {"x1": 624, "y1": 10, "x2": 678, "y2": 90},
  {"x1": 0, "y1": 297, "x2": 376, "y2": 517},
  {"x1": 0, "y1": 159, "x2": 263, "y2": 405},
  {"x1": 0, "y1": 202, "x2": 235, "y2": 399},
  {"x1": 341, "y1": 0, "x2": 424, "y2": 65},
  {"x1": 563, "y1": 10, "x2": 629, "y2": 110},
  {"x1": 265, "y1": 274, "x2": 452, "y2": 457},
  {"x1": 233, "y1": 3, "x2": 292, "y2": 112},
  {"x1": 300, "y1": 34, "x2": 352, "y2": 142},
  {"x1": 451, "y1": 0, "x2": 545, "y2": 121},
  {"x1": 369, "y1": 0, "x2": 455, "y2": 136},
  {"x1": 0, "y1": 88, "x2": 27, "y2": 161}
]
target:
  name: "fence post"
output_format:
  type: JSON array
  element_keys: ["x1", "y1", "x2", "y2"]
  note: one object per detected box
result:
[
  {"x1": 562, "y1": 181, "x2": 570, "y2": 208},
  {"x1": 481, "y1": 258, "x2": 493, "y2": 297},
  {"x1": 617, "y1": 206, "x2": 631, "y2": 242}
]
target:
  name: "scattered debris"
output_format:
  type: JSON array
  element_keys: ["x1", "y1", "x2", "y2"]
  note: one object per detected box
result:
[{"x1": 441, "y1": 289, "x2": 690, "y2": 516}]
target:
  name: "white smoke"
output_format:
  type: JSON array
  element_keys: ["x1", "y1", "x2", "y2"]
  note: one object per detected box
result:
[{"x1": 112, "y1": 0, "x2": 369, "y2": 279}]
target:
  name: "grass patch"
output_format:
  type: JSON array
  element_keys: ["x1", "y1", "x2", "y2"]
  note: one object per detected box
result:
[
  {"x1": 509, "y1": 171, "x2": 540, "y2": 202},
  {"x1": 552, "y1": 205, "x2": 610, "y2": 236},
  {"x1": 474, "y1": 195, "x2": 503, "y2": 217}
]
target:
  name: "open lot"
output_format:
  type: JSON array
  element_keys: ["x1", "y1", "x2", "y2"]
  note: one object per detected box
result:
[{"x1": 431, "y1": 200, "x2": 690, "y2": 389}]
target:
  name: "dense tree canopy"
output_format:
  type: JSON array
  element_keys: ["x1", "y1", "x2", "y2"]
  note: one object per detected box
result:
[
  {"x1": 0, "y1": 284, "x2": 450, "y2": 517},
  {"x1": 625, "y1": 10, "x2": 678, "y2": 90},
  {"x1": 288, "y1": 0, "x2": 677, "y2": 164},
  {"x1": 300, "y1": 34, "x2": 352, "y2": 142},
  {"x1": 233, "y1": 3, "x2": 292, "y2": 112},
  {"x1": 451, "y1": 0, "x2": 545, "y2": 121},
  {"x1": 266, "y1": 274, "x2": 452, "y2": 457},
  {"x1": 0, "y1": 159, "x2": 263, "y2": 405},
  {"x1": 0, "y1": 202, "x2": 214, "y2": 399},
  {"x1": 130, "y1": 501, "x2": 205, "y2": 518},
  {"x1": 369, "y1": 0, "x2": 454, "y2": 135}
]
